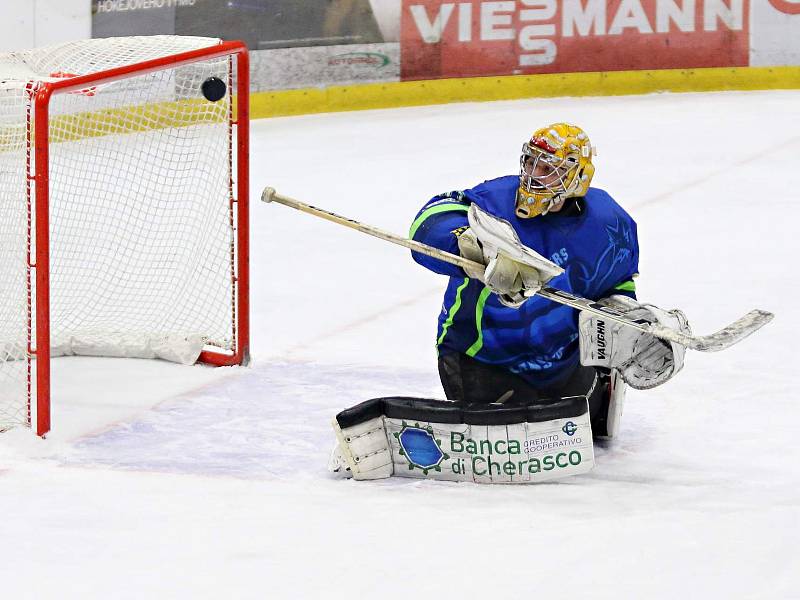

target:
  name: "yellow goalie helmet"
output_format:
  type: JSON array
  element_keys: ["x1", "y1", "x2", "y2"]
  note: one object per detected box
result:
[{"x1": 516, "y1": 123, "x2": 596, "y2": 219}]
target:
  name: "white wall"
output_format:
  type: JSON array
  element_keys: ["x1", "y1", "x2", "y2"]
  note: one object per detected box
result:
[
  {"x1": 369, "y1": 0, "x2": 401, "y2": 42},
  {"x1": 0, "y1": 0, "x2": 91, "y2": 52},
  {"x1": 750, "y1": 0, "x2": 800, "y2": 66}
]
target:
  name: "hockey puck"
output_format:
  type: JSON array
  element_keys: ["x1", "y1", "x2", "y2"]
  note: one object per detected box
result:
[{"x1": 201, "y1": 77, "x2": 227, "y2": 102}]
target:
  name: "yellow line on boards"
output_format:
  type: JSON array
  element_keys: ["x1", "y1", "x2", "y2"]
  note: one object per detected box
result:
[{"x1": 250, "y1": 65, "x2": 800, "y2": 119}]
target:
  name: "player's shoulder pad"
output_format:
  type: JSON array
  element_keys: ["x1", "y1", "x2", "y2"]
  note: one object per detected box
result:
[
  {"x1": 464, "y1": 175, "x2": 518, "y2": 200},
  {"x1": 584, "y1": 186, "x2": 614, "y2": 203},
  {"x1": 585, "y1": 187, "x2": 636, "y2": 222},
  {"x1": 461, "y1": 176, "x2": 518, "y2": 220}
]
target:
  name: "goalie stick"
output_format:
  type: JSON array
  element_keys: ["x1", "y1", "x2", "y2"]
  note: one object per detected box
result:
[{"x1": 261, "y1": 187, "x2": 773, "y2": 352}]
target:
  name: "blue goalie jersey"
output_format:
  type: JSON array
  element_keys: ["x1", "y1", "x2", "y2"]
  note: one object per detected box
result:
[{"x1": 410, "y1": 175, "x2": 639, "y2": 389}]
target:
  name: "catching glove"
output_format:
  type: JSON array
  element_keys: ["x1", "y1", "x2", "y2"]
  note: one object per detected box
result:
[{"x1": 455, "y1": 205, "x2": 563, "y2": 308}]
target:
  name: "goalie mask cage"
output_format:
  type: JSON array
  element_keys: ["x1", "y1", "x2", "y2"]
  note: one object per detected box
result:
[{"x1": 0, "y1": 36, "x2": 250, "y2": 436}]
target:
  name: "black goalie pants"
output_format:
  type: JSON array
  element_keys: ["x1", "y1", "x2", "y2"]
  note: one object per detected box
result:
[{"x1": 437, "y1": 352, "x2": 608, "y2": 425}]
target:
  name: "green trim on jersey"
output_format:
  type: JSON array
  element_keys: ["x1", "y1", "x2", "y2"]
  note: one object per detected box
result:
[
  {"x1": 409, "y1": 203, "x2": 469, "y2": 239},
  {"x1": 614, "y1": 279, "x2": 636, "y2": 293},
  {"x1": 465, "y1": 286, "x2": 493, "y2": 357},
  {"x1": 437, "y1": 277, "x2": 470, "y2": 346}
]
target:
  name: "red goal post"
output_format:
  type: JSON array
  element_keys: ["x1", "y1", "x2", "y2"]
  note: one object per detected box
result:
[{"x1": 0, "y1": 37, "x2": 250, "y2": 436}]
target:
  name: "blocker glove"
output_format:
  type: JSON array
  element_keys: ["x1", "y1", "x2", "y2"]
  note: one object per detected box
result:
[{"x1": 579, "y1": 295, "x2": 691, "y2": 389}]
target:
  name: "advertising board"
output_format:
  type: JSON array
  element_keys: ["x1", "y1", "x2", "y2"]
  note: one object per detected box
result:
[{"x1": 401, "y1": 0, "x2": 752, "y2": 80}]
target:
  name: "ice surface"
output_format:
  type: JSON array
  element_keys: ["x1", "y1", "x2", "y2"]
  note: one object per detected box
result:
[{"x1": 1, "y1": 91, "x2": 798, "y2": 599}]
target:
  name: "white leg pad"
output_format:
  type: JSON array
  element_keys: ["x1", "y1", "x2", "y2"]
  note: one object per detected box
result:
[
  {"x1": 597, "y1": 369, "x2": 627, "y2": 440},
  {"x1": 330, "y1": 397, "x2": 596, "y2": 484},
  {"x1": 382, "y1": 413, "x2": 594, "y2": 483},
  {"x1": 331, "y1": 417, "x2": 393, "y2": 480}
]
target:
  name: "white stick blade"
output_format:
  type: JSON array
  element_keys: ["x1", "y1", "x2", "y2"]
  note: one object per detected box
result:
[{"x1": 680, "y1": 310, "x2": 774, "y2": 352}]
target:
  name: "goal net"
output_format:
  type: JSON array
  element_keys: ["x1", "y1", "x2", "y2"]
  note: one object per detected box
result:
[{"x1": 0, "y1": 36, "x2": 249, "y2": 435}]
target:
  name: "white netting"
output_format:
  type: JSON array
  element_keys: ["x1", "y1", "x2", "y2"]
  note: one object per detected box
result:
[
  {"x1": 0, "y1": 36, "x2": 241, "y2": 431},
  {"x1": 0, "y1": 80, "x2": 30, "y2": 429}
]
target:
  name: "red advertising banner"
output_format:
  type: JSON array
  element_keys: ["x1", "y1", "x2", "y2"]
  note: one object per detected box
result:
[{"x1": 401, "y1": 0, "x2": 750, "y2": 80}]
